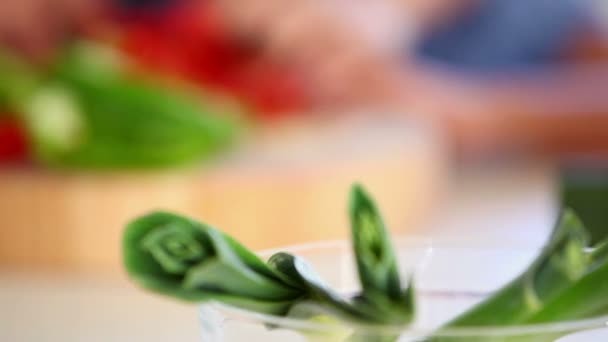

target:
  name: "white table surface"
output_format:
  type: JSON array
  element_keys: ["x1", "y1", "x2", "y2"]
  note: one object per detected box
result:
[{"x1": 0, "y1": 163, "x2": 558, "y2": 341}]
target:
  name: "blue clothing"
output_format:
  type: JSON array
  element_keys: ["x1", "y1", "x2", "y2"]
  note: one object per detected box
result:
[{"x1": 414, "y1": 0, "x2": 593, "y2": 71}]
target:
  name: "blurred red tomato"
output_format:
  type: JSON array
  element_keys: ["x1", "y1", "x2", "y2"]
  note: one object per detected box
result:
[
  {"x1": 0, "y1": 116, "x2": 29, "y2": 163},
  {"x1": 119, "y1": 1, "x2": 309, "y2": 118},
  {"x1": 225, "y1": 61, "x2": 308, "y2": 118}
]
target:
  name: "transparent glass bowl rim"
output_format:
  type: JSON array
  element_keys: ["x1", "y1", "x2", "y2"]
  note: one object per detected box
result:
[{"x1": 206, "y1": 237, "x2": 608, "y2": 337}]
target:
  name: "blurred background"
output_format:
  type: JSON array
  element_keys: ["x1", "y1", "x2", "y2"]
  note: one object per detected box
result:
[{"x1": 1, "y1": 0, "x2": 608, "y2": 340}]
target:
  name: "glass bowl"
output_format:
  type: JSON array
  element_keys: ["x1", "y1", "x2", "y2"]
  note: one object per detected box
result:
[{"x1": 199, "y1": 238, "x2": 608, "y2": 341}]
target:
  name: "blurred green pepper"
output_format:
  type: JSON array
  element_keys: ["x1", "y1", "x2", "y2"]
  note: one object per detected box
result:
[{"x1": 0, "y1": 42, "x2": 244, "y2": 169}]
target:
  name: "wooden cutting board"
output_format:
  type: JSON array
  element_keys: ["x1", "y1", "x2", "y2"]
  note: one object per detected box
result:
[{"x1": 0, "y1": 116, "x2": 445, "y2": 274}]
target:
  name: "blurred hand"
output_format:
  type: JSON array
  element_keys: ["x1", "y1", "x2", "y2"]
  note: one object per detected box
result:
[
  {"x1": 0, "y1": 0, "x2": 102, "y2": 61},
  {"x1": 216, "y1": 0, "x2": 409, "y2": 105},
  {"x1": 216, "y1": 0, "x2": 476, "y2": 106}
]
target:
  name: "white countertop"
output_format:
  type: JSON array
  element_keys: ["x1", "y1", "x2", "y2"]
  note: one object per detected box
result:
[
  {"x1": 419, "y1": 162, "x2": 558, "y2": 246},
  {"x1": 0, "y1": 272, "x2": 200, "y2": 342}
]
